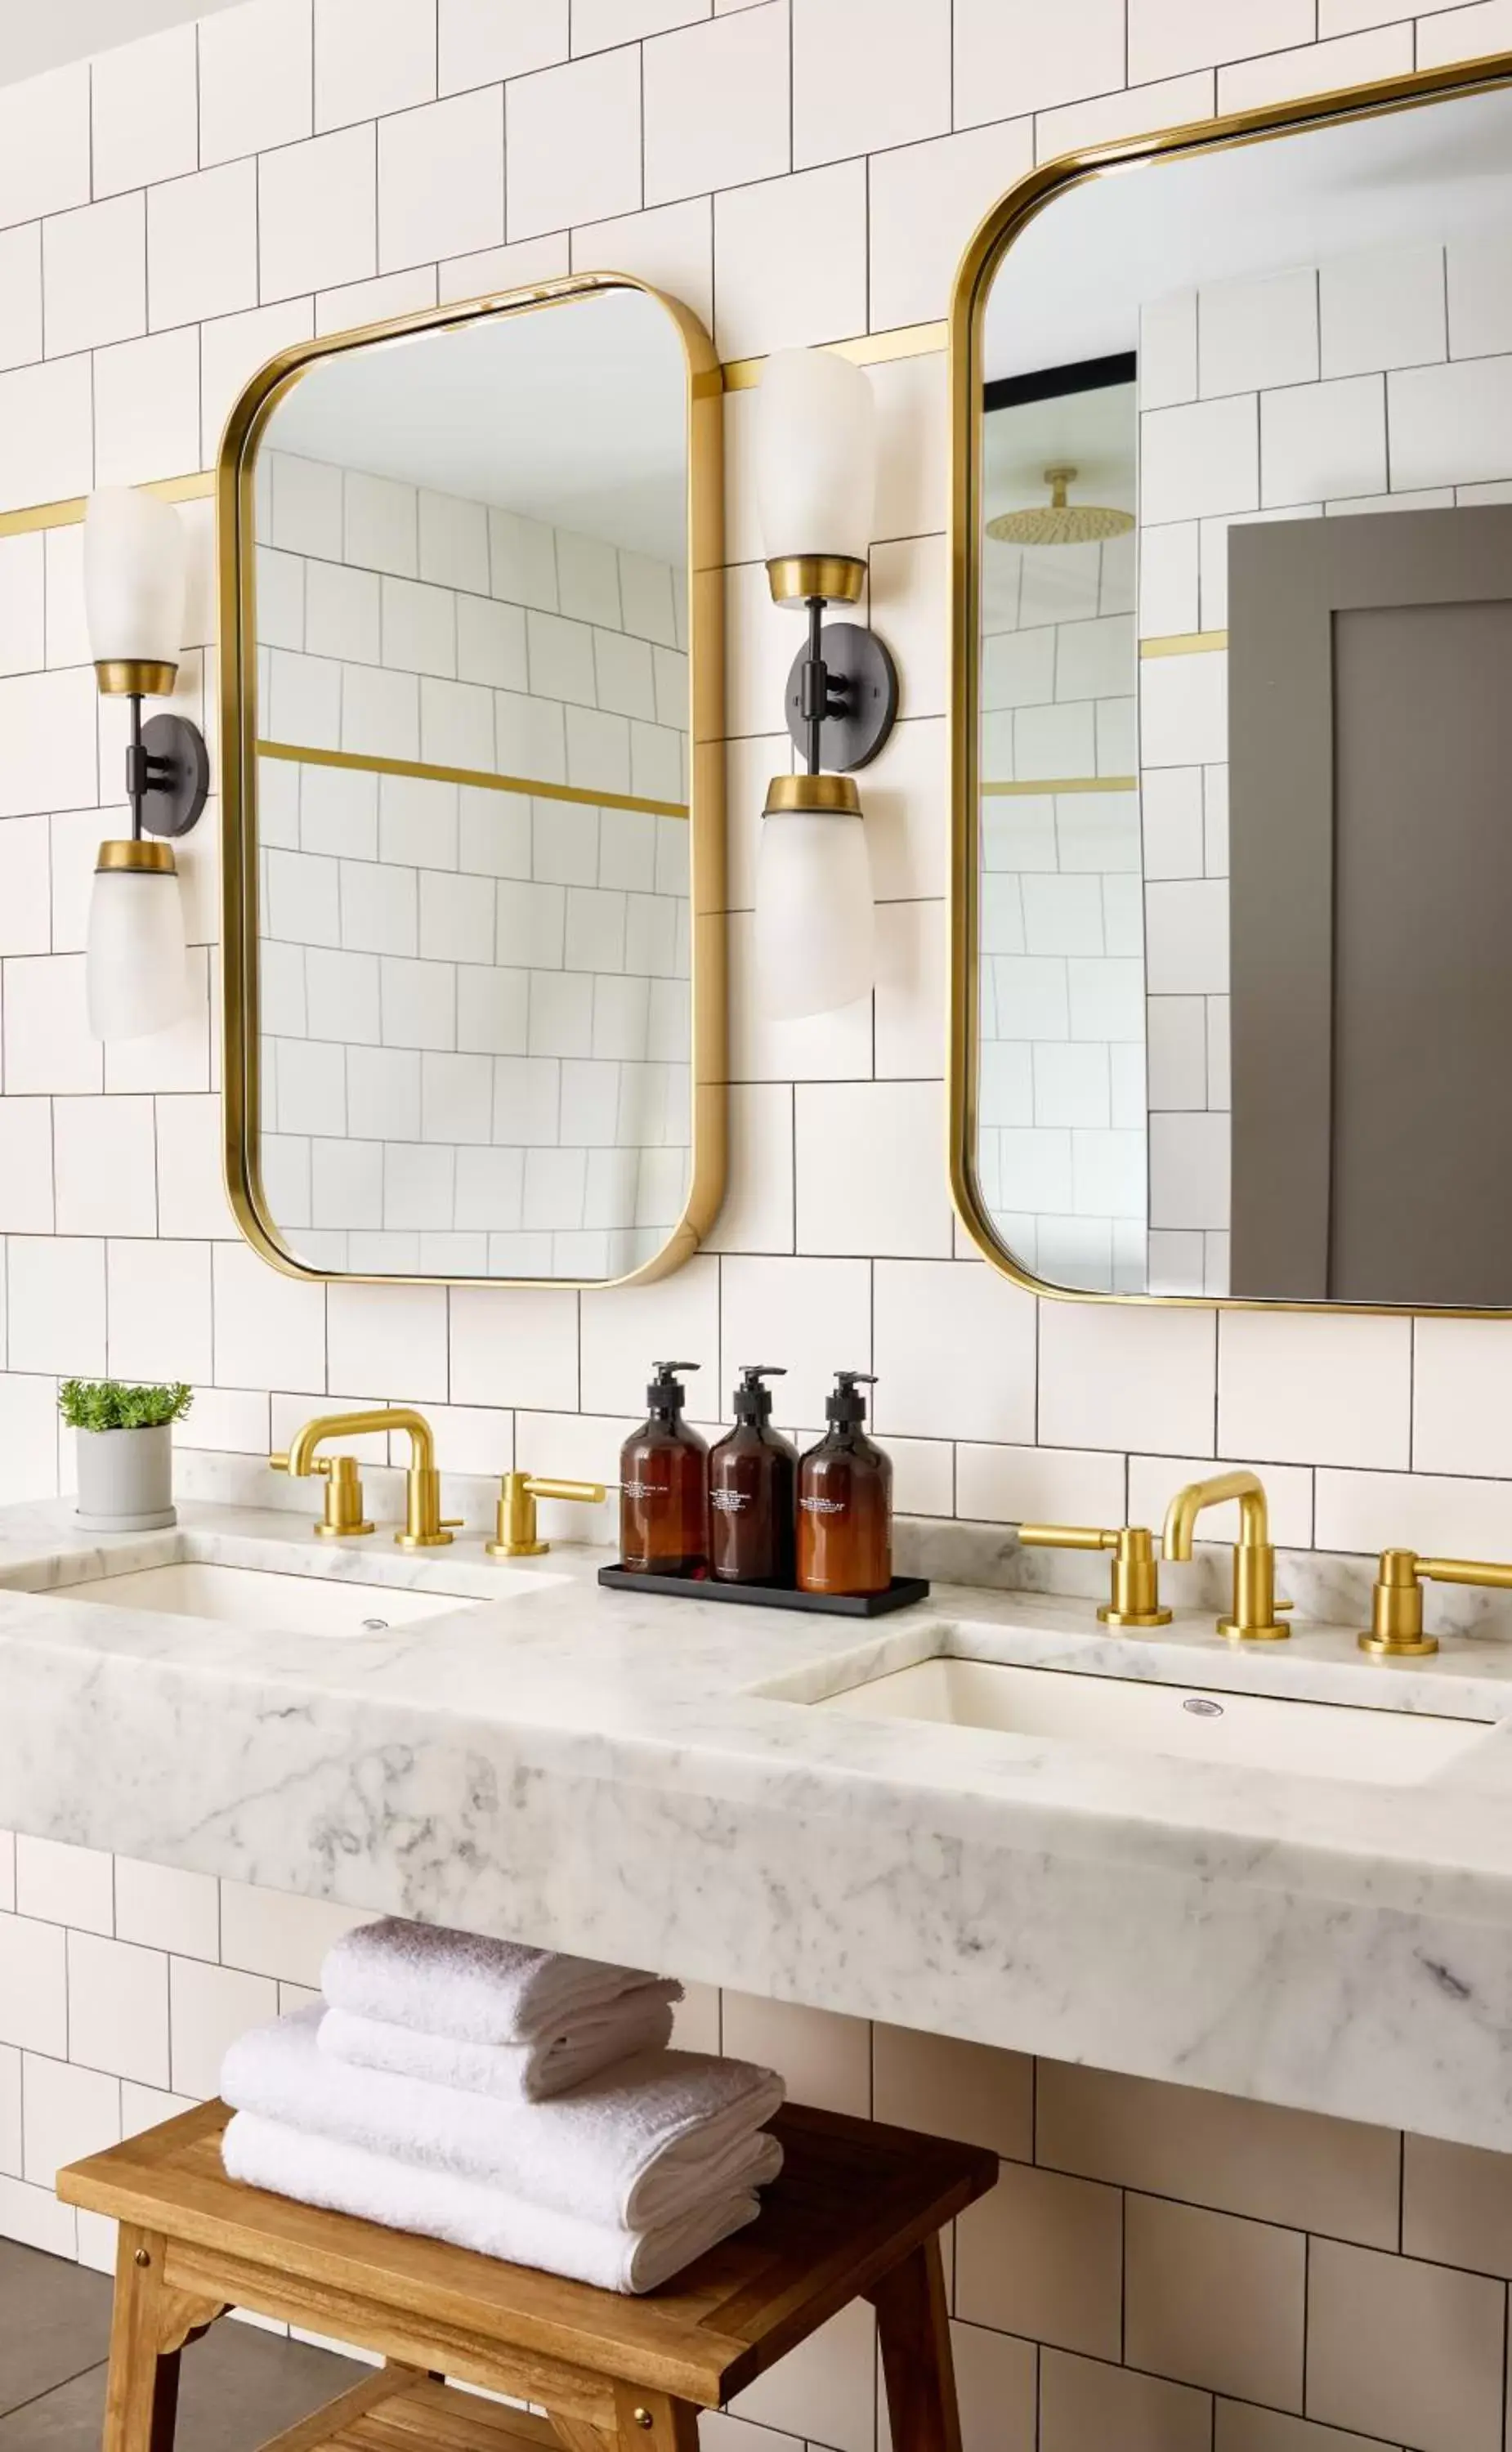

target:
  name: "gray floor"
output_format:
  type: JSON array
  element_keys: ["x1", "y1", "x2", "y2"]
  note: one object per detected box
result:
[{"x1": 0, "y1": 2240, "x2": 367, "y2": 2452}]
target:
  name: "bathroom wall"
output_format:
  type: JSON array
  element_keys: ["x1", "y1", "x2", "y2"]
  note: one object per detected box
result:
[
  {"x1": 253, "y1": 445, "x2": 692, "y2": 1280},
  {"x1": 7, "y1": 4, "x2": 1512, "y2": 2450},
  {"x1": 1137, "y1": 221, "x2": 1512, "y2": 1292}
]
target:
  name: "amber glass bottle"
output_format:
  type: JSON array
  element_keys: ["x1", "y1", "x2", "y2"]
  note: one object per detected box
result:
[
  {"x1": 797, "y1": 1371, "x2": 892, "y2": 1597},
  {"x1": 619, "y1": 1362, "x2": 709, "y2": 1576},
  {"x1": 708, "y1": 1366, "x2": 798, "y2": 1586}
]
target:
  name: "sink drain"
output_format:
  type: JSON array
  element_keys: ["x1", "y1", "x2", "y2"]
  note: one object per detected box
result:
[
  {"x1": 360, "y1": 1617, "x2": 390, "y2": 1632},
  {"x1": 1182, "y1": 1695, "x2": 1223, "y2": 1717}
]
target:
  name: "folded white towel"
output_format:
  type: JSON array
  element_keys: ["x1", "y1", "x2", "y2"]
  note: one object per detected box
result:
[
  {"x1": 222, "y1": 2111, "x2": 761, "y2": 2294},
  {"x1": 319, "y1": 1985, "x2": 679, "y2": 2104},
  {"x1": 223, "y1": 2008, "x2": 785, "y2": 2231},
  {"x1": 323, "y1": 1919, "x2": 666, "y2": 2045}
]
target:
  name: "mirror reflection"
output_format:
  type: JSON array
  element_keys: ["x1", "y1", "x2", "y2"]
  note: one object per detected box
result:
[
  {"x1": 972, "y1": 80, "x2": 1512, "y2": 1309},
  {"x1": 246, "y1": 288, "x2": 702, "y2": 1282}
]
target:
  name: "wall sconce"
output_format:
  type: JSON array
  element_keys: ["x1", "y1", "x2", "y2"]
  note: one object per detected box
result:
[
  {"x1": 752, "y1": 349, "x2": 898, "y2": 1021},
  {"x1": 83, "y1": 488, "x2": 210, "y2": 1041}
]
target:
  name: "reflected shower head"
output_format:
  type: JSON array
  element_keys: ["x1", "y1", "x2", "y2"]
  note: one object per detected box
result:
[{"x1": 986, "y1": 464, "x2": 1134, "y2": 546}]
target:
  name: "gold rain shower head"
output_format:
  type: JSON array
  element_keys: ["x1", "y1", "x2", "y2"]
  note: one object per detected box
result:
[{"x1": 986, "y1": 464, "x2": 1134, "y2": 547}]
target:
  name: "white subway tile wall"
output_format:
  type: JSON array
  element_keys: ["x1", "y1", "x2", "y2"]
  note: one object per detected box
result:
[{"x1": 5, "y1": 5, "x2": 1512, "y2": 2444}]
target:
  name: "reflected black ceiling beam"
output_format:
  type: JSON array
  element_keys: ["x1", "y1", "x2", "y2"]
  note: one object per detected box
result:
[{"x1": 983, "y1": 351, "x2": 1137, "y2": 413}]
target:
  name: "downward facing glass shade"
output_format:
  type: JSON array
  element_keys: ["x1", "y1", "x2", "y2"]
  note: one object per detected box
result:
[
  {"x1": 754, "y1": 776, "x2": 875, "y2": 1022},
  {"x1": 86, "y1": 849, "x2": 189, "y2": 1041}
]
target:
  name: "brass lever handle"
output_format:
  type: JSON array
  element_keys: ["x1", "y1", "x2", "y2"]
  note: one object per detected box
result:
[
  {"x1": 488, "y1": 1471, "x2": 606, "y2": 1559},
  {"x1": 1018, "y1": 1522, "x2": 1171, "y2": 1630},
  {"x1": 1360, "y1": 1546, "x2": 1512, "y2": 1658}
]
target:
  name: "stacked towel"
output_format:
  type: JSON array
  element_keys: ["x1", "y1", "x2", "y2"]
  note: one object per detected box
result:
[{"x1": 219, "y1": 1918, "x2": 785, "y2": 2294}]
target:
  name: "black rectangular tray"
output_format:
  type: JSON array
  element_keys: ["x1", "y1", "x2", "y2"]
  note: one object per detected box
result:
[{"x1": 597, "y1": 1565, "x2": 929, "y2": 1617}]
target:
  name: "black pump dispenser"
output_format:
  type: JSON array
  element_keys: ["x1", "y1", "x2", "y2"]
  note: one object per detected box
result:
[
  {"x1": 708, "y1": 1366, "x2": 797, "y2": 1586},
  {"x1": 646, "y1": 1359, "x2": 697, "y2": 1413},
  {"x1": 825, "y1": 1369, "x2": 876, "y2": 1427},
  {"x1": 619, "y1": 1361, "x2": 708, "y2": 1576}
]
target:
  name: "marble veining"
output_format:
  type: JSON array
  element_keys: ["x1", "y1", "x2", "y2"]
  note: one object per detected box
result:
[{"x1": 6, "y1": 1496, "x2": 1512, "y2": 2151}]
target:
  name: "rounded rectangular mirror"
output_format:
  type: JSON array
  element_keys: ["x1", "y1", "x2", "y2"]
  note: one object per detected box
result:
[
  {"x1": 953, "y1": 56, "x2": 1512, "y2": 1312},
  {"x1": 220, "y1": 276, "x2": 723, "y2": 1286}
]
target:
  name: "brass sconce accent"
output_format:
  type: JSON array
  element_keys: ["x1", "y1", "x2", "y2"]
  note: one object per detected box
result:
[
  {"x1": 488, "y1": 1473, "x2": 607, "y2": 1559},
  {"x1": 1018, "y1": 1521, "x2": 1171, "y2": 1628},
  {"x1": 1162, "y1": 1472, "x2": 1291, "y2": 1642},
  {"x1": 1359, "y1": 1547, "x2": 1512, "y2": 1658}
]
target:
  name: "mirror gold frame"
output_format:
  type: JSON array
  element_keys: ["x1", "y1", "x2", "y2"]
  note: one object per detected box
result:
[
  {"x1": 948, "y1": 45, "x2": 1512, "y2": 1316},
  {"x1": 217, "y1": 272, "x2": 725, "y2": 1289}
]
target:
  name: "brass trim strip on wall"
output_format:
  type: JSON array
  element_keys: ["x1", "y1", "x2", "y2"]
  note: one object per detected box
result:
[
  {"x1": 1139, "y1": 629, "x2": 1229, "y2": 657},
  {"x1": 0, "y1": 320, "x2": 951, "y2": 541},
  {"x1": 982, "y1": 775, "x2": 1137, "y2": 795},
  {"x1": 257, "y1": 738, "x2": 689, "y2": 819},
  {"x1": 948, "y1": 43, "x2": 1512, "y2": 1322}
]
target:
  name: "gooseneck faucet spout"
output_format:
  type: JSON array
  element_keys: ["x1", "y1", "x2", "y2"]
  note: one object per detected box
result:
[{"x1": 1161, "y1": 1470, "x2": 1291, "y2": 1643}]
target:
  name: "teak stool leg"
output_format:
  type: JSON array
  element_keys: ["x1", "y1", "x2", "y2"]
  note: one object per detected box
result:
[
  {"x1": 104, "y1": 2228, "x2": 187, "y2": 2452},
  {"x1": 869, "y1": 2234, "x2": 964, "y2": 2452},
  {"x1": 610, "y1": 2385, "x2": 700, "y2": 2450}
]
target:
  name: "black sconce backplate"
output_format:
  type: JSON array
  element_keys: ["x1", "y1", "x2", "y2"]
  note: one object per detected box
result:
[{"x1": 783, "y1": 621, "x2": 899, "y2": 773}]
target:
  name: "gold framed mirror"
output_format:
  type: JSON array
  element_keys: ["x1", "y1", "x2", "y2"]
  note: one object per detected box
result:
[
  {"x1": 219, "y1": 274, "x2": 723, "y2": 1288},
  {"x1": 951, "y1": 50, "x2": 1512, "y2": 1314}
]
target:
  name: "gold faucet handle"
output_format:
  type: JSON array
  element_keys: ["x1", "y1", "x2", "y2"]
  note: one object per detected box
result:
[
  {"x1": 1360, "y1": 1546, "x2": 1512, "y2": 1658},
  {"x1": 1018, "y1": 1522, "x2": 1172, "y2": 1631},
  {"x1": 314, "y1": 1453, "x2": 374, "y2": 1539},
  {"x1": 487, "y1": 1472, "x2": 607, "y2": 1560}
]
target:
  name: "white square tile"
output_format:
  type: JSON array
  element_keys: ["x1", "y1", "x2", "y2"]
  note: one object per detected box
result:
[
  {"x1": 220, "y1": 1884, "x2": 372, "y2": 1987},
  {"x1": 1321, "y1": 242, "x2": 1446, "y2": 379},
  {"x1": 67, "y1": 1931, "x2": 171, "y2": 2088},
  {"x1": 0, "y1": 1917, "x2": 66, "y2": 2056},
  {"x1": 0, "y1": 533, "x2": 42, "y2": 673},
  {"x1": 1419, "y1": 0, "x2": 1512, "y2": 65},
  {"x1": 1145, "y1": 879, "x2": 1228, "y2": 995},
  {"x1": 317, "y1": 266, "x2": 438, "y2": 333},
  {"x1": 92, "y1": 25, "x2": 197, "y2": 197},
  {"x1": 380, "y1": 88, "x2": 504, "y2": 271},
  {"x1": 259, "y1": 124, "x2": 377, "y2": 302},
  {"x1": 212, "y1": 1244, "x2": 326, "y2": 1391},
  {"x1": 458, "y1": 597, "x2": 527, "y2": 691},
  {"x1": 704, "y1": 1081, "x2": 794, "y2": 1255},
  {"x1": 107, "y1": 1239, "x2": 212, "y2": 1385},
  {"x1": 871, "y1": 1261, "x2": 1036, "y2": 1442},
  {"x1": 0, "y1": 1100, "x2": 53, "y2": 1233},
  {"x1": 955, "y1": 1441, "x2": 1125, "y2": 1527},
  {"x1": 1219, "y1": 1309, "x2": 1411, "y2": 1470},
  {"x1": 1389, "y1": 356, "x2": 1512, "y2": 492},
  {"x1": 1199, "y1": 266, "x2": 1317, "y2": 400},
  {"x1": 2, "y1": 952, "x2": 99, "y2": 1090},
  {"x1": 795, "y1": 1081, "x2": 953, "y2": 1259},
  {"x1": 315, "y1": 0, "x2": 436, "y2": 130},
  {"x1": 955, "y1": 0, "x2": 1125, "y2": 125},
  {"x1": 1127, "y1": 0, "x2": 1313, "y2": 80},
  {"x1": 382, "y1": 575, "x2": 456, "y2": 678},
  {"x1": 874, "y1": 898, "x2": 946, "y2": 1081},
  {"x1": 1138, "y1": 525, "x2": 1200, "y2": 640},
  {"x1": 272, "y1": 453, "x2": 344, "y2": 558},
  {"x1": 1040, "y1": 1298, "x2": 1218, "y2": 1454},
  {"x1": 1313, "y1": 1464, "x2": 1512, "y2": 1560},
  {"x1": 1447, "y1": 226, "x2": 1512, "y2": 361},
  {"x1": 1141, "y1": 395, "x2": 1258, "y2": 524},
  {"x1": 200, "y1": 0, "x2": 315, "y2": 166},
  {"x1": 42, "y1": 194, "x2": 145, "y2": 358},
  {"x1": 795, "y1": 0, "x2": 948, "y2": 166},
  {"x1": 148, "y1": 161, "x2": 258, "y2": 331},
  {"x1": 1412, "y1": 1317, "x2": 1512, "y2": 1478},
  {"x1": 422, "y1": 1049, "x2": 494, "y2": 1143},
  {"x1": 157, "y1": 1096, "x2": 238, "y2": 1241},
  {"x1": 0, "y1": 358, "x2": 92, "y2": 513},
  {"x1": 712, "y1": 160, "x2": 866, "y2": 359},
  {"x1": 203, "y1": 302, "x2": 315, "y2": 468},
  {"x1": 1261, "y1": 373, "x2": 1386, "y2": 508},
  {"x1": 440, "y1": 0, "x2": 567, "y2": 91},
  {"x1": 0, "y1": 63, "x2": 89, "y2": 228},
  {"x1": 1149, "y1": 1108, "x2": 1229, "y2": 1231},
  {"x1": 423, "y1": 676, "x2": 495, "y2": 767},
  {"x1": 53, "y1": 1098, "x2": 157, "y2": 1236},
  {"x1": 114, "y1": 1858, "x2": 218, "y2": 1962},
  {"x1": 569, "y1": 199, "x2": 714, "y2": 338},
  {"x1": 345, "y1": 663, "x2": 420, "y2": 758},
  {"x1": 1035, "y1": 67, "x2": 1215, "y2": 158},
  {"x1": 719, "y1": 1255, "x2": 870, "y2": 1428},
  {"x1": 1216, "y1": 21, "x2": 1411, "y2": 110},
  {"x1": 0, "y1": 814, "x2": 49, "y2": 953},
  {"x1": 93, "y1": 326, "x2": 200, "y2": 488},
  {"x1": 14, "y1": 1837, "x2": 111, "y2": 1934},
  {"x1": 381, "y1": 955, "x2": 455, "y2": 1049},
  {"x1": 1147, "y1": 996, "x2": 1207, "y2": 1109},
  {"x1": 346, "y1": 471, "x2": 418, "y2": 575},
  {"x1": 1067, "y1": 956, "x2": 1144, "y2": 1043},
  {"x1": 0, "y1": 1378, "x2": 64, "y2": 1504},
  {"x1": 169, "y1": 1958, "x2": 278, "y2": 2099},
  {"x1": 506, "y1": 49, "x2": 642, "y2": 241},
  {"x1": 644, "y1": 6, "x2": 788, "y2": 205},
  {"x1": 450, "y1": 1285, "x2": 579, "y2": 1408},
  {"x1": 1139, "y1": 289, "x2": 1197, "y2": 412},
  {"x1": 1140, "y1": 651, "x2": 1228, "y2": 770},
  {"x1": 20, "y1": 2054, "x2": 119, "y2": 2187},
  {"x1": 306, "y1": 562, "x2": 380, "y2": 666},
  {"x1": 384, "y1": 1143, "x2": 455, "y2": 1230},
  {"x1": 580, "y1": 1254, "x2": 719, "y2": 1416}
]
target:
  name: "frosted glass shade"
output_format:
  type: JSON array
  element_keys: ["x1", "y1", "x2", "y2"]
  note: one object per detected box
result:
[
  {"x1": 754, "y1": 777, "x2": 875, "y2": 1022},
  {"x1": 754, "y1": 349, "x2": 877, "y2": 570},
  {"x1": 83, "y1": 488, "x2": 186, "y2": 680},
  {"x1": 86, "y1": 848, "x2": 189, "y2": 1041}
]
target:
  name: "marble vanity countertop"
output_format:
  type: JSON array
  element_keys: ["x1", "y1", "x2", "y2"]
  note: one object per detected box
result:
[{"x1": 6, "y1": 1497, "x2": 1512, "y2": 2148}]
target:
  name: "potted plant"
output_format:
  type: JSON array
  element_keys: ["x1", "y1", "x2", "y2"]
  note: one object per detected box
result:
[{"x1": 58, "y1": 1380, "x2": 194, "y2": 1533}]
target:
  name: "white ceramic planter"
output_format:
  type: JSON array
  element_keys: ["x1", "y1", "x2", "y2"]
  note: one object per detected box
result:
[{"x1": 74, "y1": 1423, "x2": 177, "y2": 1532}]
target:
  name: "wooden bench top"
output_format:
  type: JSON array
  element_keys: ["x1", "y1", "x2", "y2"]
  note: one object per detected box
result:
[{"x1": 59, "y1": 2098, "x2": 995, "y2": 2409}]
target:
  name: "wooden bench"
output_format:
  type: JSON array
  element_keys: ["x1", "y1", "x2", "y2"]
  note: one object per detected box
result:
[{"x1": 58, "y1": 2098, "x2": 995, "y2": 2452}]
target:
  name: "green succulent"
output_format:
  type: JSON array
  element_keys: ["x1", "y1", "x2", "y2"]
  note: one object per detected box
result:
[{"x1": 58, "y1": 1379, "x2": 195, "y2": 1434}]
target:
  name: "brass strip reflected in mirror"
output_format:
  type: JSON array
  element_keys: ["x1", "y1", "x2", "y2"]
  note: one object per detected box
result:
[
  {"x1": 949, "y1": 44, "x2": 1512, "y2": 1319},
  {"x1": 982, "y1": 776, "x2": 1137, "y2": 795},
  {"x1": 257, "y1": 740, "x2": 690, "y2": 821}
]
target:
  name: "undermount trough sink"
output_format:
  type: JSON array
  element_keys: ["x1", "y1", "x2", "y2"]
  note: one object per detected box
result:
[
  {"x1": 815, "y1": 1654, "x2": 1493, "y2": 1785},
  {"x1": 58, "y1": 1559, "x2": 546, "y2": 1638}
]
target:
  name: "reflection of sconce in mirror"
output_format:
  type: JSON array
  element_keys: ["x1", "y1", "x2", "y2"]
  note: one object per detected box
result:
[
  {"x1": 84, "y1": 489, "x2": 210, "y2": 1041},
  {"x1": 752, "y1": 350, "x2": 898, "y2": 1020}
]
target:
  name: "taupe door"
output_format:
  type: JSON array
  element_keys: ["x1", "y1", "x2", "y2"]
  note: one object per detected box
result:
[{"x1": 1228, "y1": 504, "x2": 1512, "y2": 1308}]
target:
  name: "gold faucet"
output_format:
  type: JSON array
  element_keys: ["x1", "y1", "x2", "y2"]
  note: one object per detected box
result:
[
  {"x1": 1018, "y1": 1521, "x2": 1171, "y2": 1628},
  {"x1": 487, "y1": 1472, "x2": 606, "y2": 1559},
  {"x1": 1359, "y1": 1547, "x2": 1512, "y2": 1658},
  {"x1": 1162, "y1": 1470, "x2": 1291, "y2": 1642},
  {"x1": 273, "y1": 1409, "x2": 461, "y2": 1550}
]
